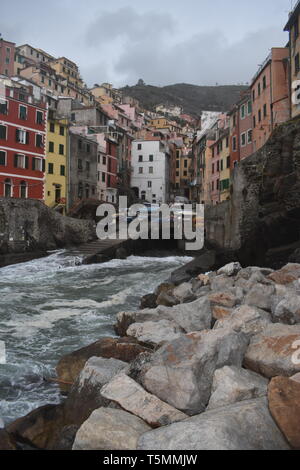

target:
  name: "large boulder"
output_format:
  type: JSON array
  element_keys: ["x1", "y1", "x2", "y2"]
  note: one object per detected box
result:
[
  {"x1": 170, "y1": 250, "x2": 217, "y2": 285},
  {"x1": 210, "y1": 275, "x2": 235, "y2": 292},
  {"x1": 56, "y1": 337, "x2": 152, "y2": 392},
  {"x1": 272, "y1": 295, "x2": 300, "y2": 325},
  {"x1": 214, "y1": 305, "x2": 272, "y2": 337},
  {"x1": 63, "y1": 357, "x2": 127, "y2": 426},
  {"x1": 160, "y1": 297, "x2": 212, "y2": 333},
  {"x1": 0, "y1": 430, "x2": 17, "y2": 450},
  {"x1": 244, "y1": 323, "x2": 300, "y2": 378},
  {"x1": 137, "y1": 398, "x2": 289, "y2": 450},
  {"x1": 268, "y1": 263, "x2": 300, "y2": 285},
  {"x1": 172, "y1": 283, "x2": 196, "y2": 304},
  {"x1": 137, "y1": 328, "x2": 249, "y2": 415},
  {"x1": 217, "y1": 262, "x2": 242, "y2": 277},
  {"x1": 243, "y1": 283, "x2": 275, "y2": 311},
  {"x1": 207, "y1": 366, "x2": 268, "y2": 410},
  {"x1": 6, "y1": 404, "x2": 65, "y2": 450},
  {"x1": 268, "y1": 376, "x2": 300, "y2": 450},
  {"x1": 101, "y1": 373, "x2": 187, "y2": 427},
  {"x1": 126, "y1": 320, "x2": 183, "y2": 348},
  {"x1": 73, "y1": 408, "x2": 150, "y2": 450}
]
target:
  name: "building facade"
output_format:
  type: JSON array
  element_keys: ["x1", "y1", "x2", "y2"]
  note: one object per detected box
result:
[
  {"x1": 285, "y1": 1, "x2": 300, "y2": 118},
  {"x1": 251, "y1": 47, "x2": 290, "y2": 152},
  {"x1": 0, "y1": 39, "x2": 15, "y2": 77},
  {"x1": 131, "y1": 139, "x2": 170, "y2": 204},
  {"x1": 0, "y1": 78, "x2": 46, "y2": 199}
]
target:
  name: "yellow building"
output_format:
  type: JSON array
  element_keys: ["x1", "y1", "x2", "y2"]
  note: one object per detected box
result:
[
  {"x1": 45, "y1": 115, "x2": 69, "y2": 213},
  {"x1": 175, "y1": 146, "x2": 193, "y2": 199},
  {"x1": 49, "y1": 57, "x2": 85, "y2": 89},
  {"x1": 90, "y1": 83, "x2": 122, "y2": 105},
  {"x1": 285, "y1": 2, "x2": 300, "y2": 118},
  {"x1": 218, "y1": 128, "x2": 231, "y2": 202},
  {"x1": 150, "y1": 118, "x2": 182, "y2": 133}
]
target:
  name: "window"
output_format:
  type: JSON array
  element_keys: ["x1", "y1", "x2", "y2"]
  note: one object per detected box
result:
[
  {"x1": 71, "y1": 113, "x2": 75, "y2": 122},
  {"x1": 247, "y1": 129, "x2": 253, "y2": 144},
  {"x1": 253, "y1": 116, "x2": 256, "y2": 128},
  {"x1": 0, "y1": 125, "x2": 7, "y2": 140},
  {"x1": 20, "y1": 181, "x2": 27, "y2": 199},
  {"x1": 139, "y1": 167, "x2": 143, "y2": 174},
  {"x1": 220, "y1": 179, "x2": 230, "y2": 191},
  {"x1": 102, "y1": 173, "x2": 106, "y2": 183},
  {"x1": 149, "y1": 167, "x2": 153, "y2": 174},
  {"x1": 258, "y1": 110, "x2": 262, "y2": 122},
  {"x1": 36, "y1": 134, "x2": 43, "y2": 148},
  {"x1": 138, "y1": 155, "x2": 143, "y2": 162},
  {"x1": 86, "y1": 161, "x2": 90, "y2": 172},
  {"x1": 226, "y1": 137, "x2": 229, "y2": 148},
  {"x1": 59, "y1": 144, "x2": 64, "y2": 155},
  {"x1": 32, "y1": 158, "x2": 42, "y2": 171},
  {"x1": 295, "y1": 53, "x2": 300, "y2": 75},
  {"x1": 60, "y1": 165, "x2": 65, "y2": 176},
  {"x1": 241, "y1": 133, "x2": 246, "y2": 147},
  {"x1": 212, "y1": 163, "x2": 215, "y2": 174},
  {"x1": 149, "y1": 155, "x2": 154, "y2": 162},
  {"x1": 59, "y1": 126, "x2": 65, "y2": 136},
  {"x1": 86, "y1": 144, "x2": 90, "y2": 153},
  {"x1": 184, "y1": 160, "x2": 188, "y2": 168},
  {"x1": 48, "y1": 163, "x2": 54, "y2": 174},
  {"x1": 232, "y1": 136, "x2": 237, "y2": 151},
  {"x1": 78, "y1": 159, "x2": 83, "y2": 170},
  {"x1": 263, "y1": 76, "x2": 267, "y2": 90},
  {"x1": 103, "y1": 156, "x2": 106, "y2": 165},
  {"x1": 258, "y1": 83, "x2": 261, "y2": 96},
  {"x1": 78, "y1": 182, "x2": 83, "y2": 199},
  {"x1": 0, "y1": 151, "x2": 6, "y2": 166},
  {"x1": 16, "y1": 129, "x2": 29, "y2": 144},
  {"x1": 0, "y1": 100, "x2": 8, "y2": 115},
  {"x1": 148, "y1": 181, "x2": 152, "y2": 188},
  {"x1": 263, "y1": 104, "x2": 267, "y2": 118},
  {"x1": 227, "y1": 156, "x2": 230, "y2": 168},
  {"x1": 4, "y1": 179, "x2": 12, "y2": 197},
  {"x1": 247, "y1": 101, "x2": 252, "y2": 115},
  {"x1": 19, "y1": 105, "x2": 27, "y2": 120},
  {"x1": 176, "y1": 160, "x2": 180, "y2": 169},
  {"x1": 240, "y1": 104, "x2": 246, "y2": 119},
  {"x1": 212, "y1": 181, "x2": 214, "y2": 191},
  {"x1": 216, "y1": 179, "x2": 220, "y2": 190},
  {"x1": 36, "y1": 111, "x2": 43, "y2": 124},
  {"x1": 217, "y1": 161, "x2": 220, "y2": 172},
  {"x1": 78, "y1": 139, "x2": 82, "y2": 150},
  {"x1": 137, "y1": 144, "x2": 142, "y2": 150},
  {"x1": 220, "y1": 160, "x2": 223, "y2": 171},
  {"x1": 49, "y1": 141, "x2": 54, "y2": 153},
  {"x1": 252, "y1": 90, "x2": 255, "y2": 101}
]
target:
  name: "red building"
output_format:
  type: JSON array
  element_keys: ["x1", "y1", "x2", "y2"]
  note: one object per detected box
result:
[
  {"x1": 0, "y1": 39, "x2": 15, "y2": 77},
  {"x1": 0, "y1": 79, "x2": 47, "y2": 200}
]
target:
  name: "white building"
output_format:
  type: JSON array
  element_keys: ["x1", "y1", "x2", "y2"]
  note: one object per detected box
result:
[{"x1": 131, "y1": 139, "x2": 170, "y2": 204}]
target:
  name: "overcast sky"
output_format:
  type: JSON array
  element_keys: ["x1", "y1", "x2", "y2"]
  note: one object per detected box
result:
[{"x1": 0, "y1": 0, "x2": 295, "y2": 87}]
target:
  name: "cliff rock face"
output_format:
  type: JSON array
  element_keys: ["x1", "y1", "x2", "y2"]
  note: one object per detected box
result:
[
  {"x1": 205, "y1": 116, "x2": 300, "y2": 267},
  {"x1": 0, "y1": 198, "x2": 96, "y2": 266}
]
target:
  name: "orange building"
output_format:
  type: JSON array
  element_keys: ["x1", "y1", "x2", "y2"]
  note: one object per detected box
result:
[{"x1": 251, "y1": 48, "x2": 290, "y2": 152}]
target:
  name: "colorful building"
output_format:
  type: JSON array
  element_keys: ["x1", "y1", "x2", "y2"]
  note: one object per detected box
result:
[
  {"x1": 229, "y1": 91, "x2": 253, "y2": 169},
  {"x1": 0, "y1": 39, "x2": 15, "y2": 77},
  {"x1": 251, "y1": 48, "x2": 290, "y2": 152},
  {"x1": 0, "y1": 77, "x2": 46, "y2": 199},
  {"x1": 284, "y1": 0, "x2": 300, "y2": 118},
  {"x1": 45, "y1": 111, "x2": 69, "y2": 212}
]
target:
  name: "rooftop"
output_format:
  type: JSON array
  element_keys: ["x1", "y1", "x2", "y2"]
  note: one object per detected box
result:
[{"x1": 284, "y1": 0, "x2": 300, "y2": 31}]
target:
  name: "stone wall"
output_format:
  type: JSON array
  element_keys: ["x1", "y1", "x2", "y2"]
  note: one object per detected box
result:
[
  {"x1": 0, "y1": 198, "x2": 95, "y2": 266},
  {"x1": 205, "y1": 116, "x2": 300, "y2": 267}
]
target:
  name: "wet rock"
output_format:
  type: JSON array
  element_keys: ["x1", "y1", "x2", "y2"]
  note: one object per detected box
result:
[
  {"x1": 101, "y1": 373, "x2": 187, "y2": 427},
  {"x1": 73, "y1": 408, "x2": 150, "y2": 450},
  {"x1": 211, "y1": 274, "x2": 235, "y2": 292},
  {"x1": 6, "y1": 404, "x2": 65, "y2": 450},
  {"x1": 156, "y1": 290, "x2": 178, "y2": 307},
  {"x1": 243, "y1": 283, "x2": 275, "y2": 311},
  {"x1": 170, "y1": 250, "x2": 216, "y2": 285},
  {"x1": 214, "y1": 305, "x2": 272, "y2": 337},
  {"x1": 138, "y1": 398, "x2": 289, "y2": 450},
  {"x1": 207, "y1": 366, "x2": 268, "y2": 410},
  {"x1": 0, "y1": 429, "x2": 17, "y2": 450},
  {"x1": 272, "y1": 296, "x2": 300, "y2": 325},
  {"x1": 268, "y1": 376, "x2": 300, "y2": 449},
  {"x1": 115, "y1": 247, "x2": 127, "y2": 260},
  {"x1": 139, "y1": 328, "x2": 249, "y2": 415},
  {"x1": 268, "y1": 263, "x2": 300, "y2": 285},
  {"x1": 217, "y1": 262, "x2": 242, "y2": 277},
  {"x1": 52, "y1": 425, "x2": 79, "y2": 450},
  {"x1": 244, "y1": 323, "x2": 300, "y2": 378},
  {"x1": 173, "y1": 283, "x2": 196, "y2": 304},
  {"x1": 63, "y1": 357, "x2": 127, "y2": 426},
  {"x1": 56, "y1": 337, "x2": 152, "y2": 392},
  {"x1": 127, "y1": 320, "x2": 183, "y2": 348},
  {"x1": 139, "y1": 293, "x2": 157, "y2": 310}
]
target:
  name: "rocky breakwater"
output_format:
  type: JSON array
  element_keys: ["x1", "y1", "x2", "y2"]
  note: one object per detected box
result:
[
  {"x1": 4, "y1": 261, "x2": 300, "y2": 450},
  {"x1": 0, "y1": 198, "x2": 95, "y2": 267}
]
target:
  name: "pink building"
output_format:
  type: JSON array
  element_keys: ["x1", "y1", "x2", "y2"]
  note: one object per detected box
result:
[
  {"x1": 238, "y1": 91, "x2": 253, "y2": 161},
  {"x1": 251, "y1": 47, "x2": 290, "y2": 152},
  {"x1": 0, "y1": 39, "x2": 15, "y2": 77}
]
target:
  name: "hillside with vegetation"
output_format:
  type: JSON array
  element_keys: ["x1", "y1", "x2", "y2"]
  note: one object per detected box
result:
[{"x1": 120, "y1": 81, "x2": 248, "y2": 116}]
